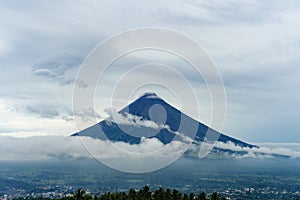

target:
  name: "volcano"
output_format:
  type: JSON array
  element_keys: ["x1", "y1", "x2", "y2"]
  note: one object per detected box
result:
[{"x1": 72, "y1": 93, "x2": 257, "y2": 149}]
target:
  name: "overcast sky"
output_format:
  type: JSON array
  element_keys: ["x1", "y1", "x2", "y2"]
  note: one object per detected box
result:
[{"x1": 1, "y1": 0, "x2": 300, "y2": 143}]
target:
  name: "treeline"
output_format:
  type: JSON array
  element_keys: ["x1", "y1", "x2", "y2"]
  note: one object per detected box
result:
[{"x1": 62, "y1": 186, "x2": 227, "y2": 200}]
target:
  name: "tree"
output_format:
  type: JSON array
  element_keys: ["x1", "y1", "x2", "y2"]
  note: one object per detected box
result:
[
  {"x1": 189, "y1": 193, "x2": 195, "y2": 200},
  {"x1": 128, "y1": 188, "x2": 136, "y2": 200},
  {"x1": 183, "y1": 194, "x2": 189, "y2": 200},
  {"x1": 137, "y1": 185, "x2": 151, "y2": 200},
  {"x1": 22, "y1": 186, "x2": 232, "y2": 200},
  {"x1": 197, "y1": 192, "x2": 207, "y2": 200},
  {"x1": 210, "y1": 192, "x2": 219, "y2": 200},
  {"x1": 84, "y1": 194, "x2": 93, "y2": 200},
  {"x1": 100, "y1": 192, "x2": 111, "y2": 200},
  {"x1": 172, "y1": 189, "x2": 182, "y2": 200},
  {"x1": 75, "y1": 189, "x2": 85, "y2": 200},
  {"x1": 153, "y1": 187, "x2": 164, "y2": 200}
]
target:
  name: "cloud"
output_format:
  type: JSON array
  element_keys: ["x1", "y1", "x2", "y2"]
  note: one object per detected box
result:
[
  {"x1": 74, "y1": 107, "x2": 103, "y2": 123},
  {"x1": 0, "y1": 135, "x2": 191, "y2": 172},
  {"x1": 104, "y1": 108, "x2": 169, "y2": 130},
  {"x1": 2, "y1": 134, "x2": 300, "y2": 173},
  {"x1": 26, "y1": 105, "x2": 59, "y2": 119},
  {"x1": 32, "y1": 56, "x2": 88, "y2": 88},
  {"x1": 0, "y1": 135, "x2": 188, "y2": 161},
  {"x1": 1, "y1": 135, "x2": 300, "y2": 163},
  {"x1": 33, "y1": 68, "x2": 56, "y2": 77},
  {"x1": 214, "y1": 141, "x2": 300, "y2": 158},
  {"x1": 103, "y1": 108, "x2": 194, "y2": 143},
  {"x1": 151, "y1": 0, "x2": 275, "y2": 25},
  {"x1": 0, "y1": 136, "x2": 88, "y2": 160},
  {"x1": 0, "y1": 98, "x2": 76, "y2": 137}
]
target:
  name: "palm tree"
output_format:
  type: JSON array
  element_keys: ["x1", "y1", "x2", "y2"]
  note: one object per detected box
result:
[
  {"x1": 183, "y1": 194, "x2": 189, "y2": 200},
  {"x1": 75, "y1": 189, "x2": 85, "y2": 200},
  {"x1": 189, "y1": 193, "x2": 195, "y2": 200},
  {"x1": 153, "y1": 187, "x2": 164, "y2": 200},
  {"x1": 172, "y1": 189, "x2": 182, "y2": 200},
  {"x1": 137, "y1": 186, "x2": 151, "y2": 200},
  {"x1": 210, "y1": 192, "x2": 219, "y2": 200},
  {"x1": 197, "y1": 192, "x2": 207, "y2": 200},
  {"x1": 128, "y1": 188, "x2": 136, "y2": 200}
]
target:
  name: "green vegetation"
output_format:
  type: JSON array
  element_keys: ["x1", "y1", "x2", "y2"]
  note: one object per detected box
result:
[
  {"x1": 71, "y1": 186, "x2": 227, "y2": 200},
  {"x1": 63, "y1": 186, "x2": 226, "y2": 200}
]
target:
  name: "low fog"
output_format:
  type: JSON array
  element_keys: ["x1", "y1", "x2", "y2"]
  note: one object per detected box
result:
[{"x1": 1, "y1": 135, "x2": 300, "y2": 161}]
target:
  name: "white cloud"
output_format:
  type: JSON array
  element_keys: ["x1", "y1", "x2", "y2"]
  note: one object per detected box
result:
[
  {"x1": 0, "y1": 135, "x2": 188, "y2": 161},
  {"x1": 0, "y1": 135, "x2": 190, "y2": 172},
  {"x1": 33, "y1": 68, "x2": 58, "y2": 77},
  {"x1": 0, "y1": 136, "x2": 87, "y2": 160},
  {"x1": 104, "y1": 108, "x2": 169, "y2": 130},
  {"x1": 1, "y1": 135, "x2": 300, "y2": 163},
  {"x1": 214, "y1": 141, "x2": 300, "y2": 158},
  {"x1": 103, "y1": 108, "x2": 194, "y2": 143},
  {"x1": 0, "y1": 98, "x2": 77, "y2": 137}
]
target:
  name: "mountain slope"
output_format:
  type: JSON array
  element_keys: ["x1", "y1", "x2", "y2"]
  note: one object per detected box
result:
[{"x1": 72, "y1": 93, "x2": 257, "y2": 149}]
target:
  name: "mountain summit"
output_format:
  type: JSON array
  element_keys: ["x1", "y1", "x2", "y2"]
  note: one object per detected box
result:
[{"x1": 72, "y1": 93, "x2": 256, "y2": 149}]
